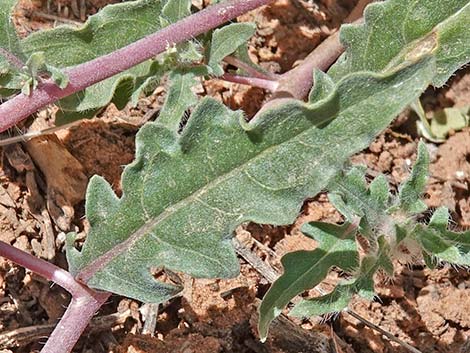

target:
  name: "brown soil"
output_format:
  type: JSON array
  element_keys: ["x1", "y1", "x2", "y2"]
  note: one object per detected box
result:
[{"x1": 1, "y1": 1, "x2": 470, "y2": 353}]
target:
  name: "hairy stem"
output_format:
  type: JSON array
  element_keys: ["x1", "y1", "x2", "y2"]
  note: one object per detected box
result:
[
  {"x1": 219, "y1": 73, "x2": 279, "y2": 91},
  {"x1": 0, "y1": 0, "x2": 275, "y2": 132},
  {"x1": 0, "y1": 241, "x2": 110, "y2": 353}
]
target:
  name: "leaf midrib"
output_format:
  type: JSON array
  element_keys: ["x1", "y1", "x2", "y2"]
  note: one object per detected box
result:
[{"x1": 78, "y1": 70, "x2": 413, "y2": 283}]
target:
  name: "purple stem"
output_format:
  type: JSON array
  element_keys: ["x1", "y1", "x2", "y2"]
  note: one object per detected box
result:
[
  {"x1": 275, "y1": 32, "x2": 342, "y2": 99},
  {"x1": 224, "y1": 55, "x2": 278, "y2": 80},
  {"x1": 0, "y1": 241, "x2": 110, "y2": 353},
  {"x1": 0, "y1": 0, "x2": 275, "y2": 132},
  {"x1": 41, "y1": 294, "x2": 110, "y2": 353},
  {"x1": 220, "y1": 73, "x2": 278, "y2": 91}
]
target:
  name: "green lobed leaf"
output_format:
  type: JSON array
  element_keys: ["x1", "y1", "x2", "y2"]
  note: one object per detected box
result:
[
  {"x1": 66, "y1": 59, "x2": 434, "y2": 308},
  {"x1": 329, "y1": 0, "x2": 470, "y2": 86},
  {"x1": 328, "y1": 167, "x2": 391, "y2": 238},
  {"x1": 258, "y1": 222, "x2": 359, "y2": 340},
  {"x1": 207, "y1": 23, "x2": 256, "y2": 76},
  {"x1": 414, "y1": 207, "x2": 470, "y2": 265},
  {"x1": 290, "y1": 236, "x2": 393, "y2": 318},
  {"x1": 398, "y1": 141, "x2": 429, "y2": 214}
]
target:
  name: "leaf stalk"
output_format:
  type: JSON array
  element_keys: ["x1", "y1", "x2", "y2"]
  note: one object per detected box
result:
[{"x1": 219, "y1": 73, "x2": 279, "y2": 91}]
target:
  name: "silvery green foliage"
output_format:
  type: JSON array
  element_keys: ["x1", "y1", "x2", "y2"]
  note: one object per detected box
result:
[
  {"x1": 67, "y1": 59, "x2": 434, "y2": 304},
  {"x1": 328, "y1": 0, "x2": 470, "y2": 86},
  {"x1": 259, "y1": 142, "x2": 470, "y2": 340}
]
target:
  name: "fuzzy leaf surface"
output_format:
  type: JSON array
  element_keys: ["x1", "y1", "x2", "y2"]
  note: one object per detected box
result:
[
  {"x1": 398, "y1": 141, "x2": 429, "y2": 213},
  {"x1": 67, "y1": 59, "x2": 434, "y2": 305},
  {"x1": 258, "y1": 222, "x2": 359, "y2": 340},
  {"x1": 290, "y1": 237, "x2": 392, "y2": 318},
  {"x1": 207, "y1": 23, "x2": 256, "y2": 75},
  {"x1": 414, "y1": 207, "x2": 470, "y2": 265},
  {"x1": 18, "y1": 0, "x2": 169, "y2": 113},
  {"x1": 158, "y1": 71, "x2": 198, "y2": 131},
  {"x1": 329, "y1": 0, "x2": 470, "y2": 86}
]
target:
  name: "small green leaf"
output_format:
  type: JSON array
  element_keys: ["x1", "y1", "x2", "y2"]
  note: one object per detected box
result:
[
  {"x1": 158, "y1": 71, "x2": 198, "y2": 131},
  {"x1": 328, "y1": 166, "x2": 391, "y2": 236},
  {"x1": 208, "y1": 23, "x2": 256, "y2": 76},
  {"x1": 369, "y1": 174, "x2": 390, "y2": 209},
  {"x1": 398, "y1": 141, "x2": 429, "y2": 213},
  {"x1": 430, "y1": 106, "x2": 470, "y2": 140},
  {"x1": 161, "y1": 0, "x2": 191, "y2": 25},
  {"x1": 46, "y1": 64, "x2": 69, "y2": 89},
  {"x1": 258, "y1": 221, "x2": 359, "y2": 341},
  {"x1": 414, "y1": 207, "x2": 470, "y2": 265},
  {"x1": 290, "y1": 236, "x2": 392, "y2": 319}
]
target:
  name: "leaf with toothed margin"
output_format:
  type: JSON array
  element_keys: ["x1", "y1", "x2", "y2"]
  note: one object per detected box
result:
[
  {"x1": 65, "y1": 58, "x2": 435, "y2": 306},
  {"x1": 328, "y1": 0, "x2": 470, "y2": 86},
  {"x1": 258, "y1": 221, "x2": 359, "y2": 341},
  {"x1": 290, "y1": 236, "x2": 393, "y2": 318},
  {"x1": 327, "y1": 166, "x2": 391, "y2": 239},
  {"x1": 413, "y1": 207, "x2": 470, "y2": 266}
]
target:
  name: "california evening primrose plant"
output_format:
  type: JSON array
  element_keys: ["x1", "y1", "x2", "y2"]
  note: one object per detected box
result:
[
  {"x1": 0, "y1": 0, "x2": 470, "y2": 352},
  {"x1": 258, "y1": 142, "x2": 470, "y2": 340}
]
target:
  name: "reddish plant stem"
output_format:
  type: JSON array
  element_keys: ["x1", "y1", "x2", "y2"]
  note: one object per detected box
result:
[
  {"x1": 224, "y1": 55, "x2": 278, "y2": 80},
  {"x1": 275, "y1": 0, "x2": 371, "y2": 100},
  {"x1": 41, "y1": 295, "x2": 110, "y2": 353},
  {"x1": 275, "y1": 31, "x2": 342, "y2": 100},
  {"x1": 0, "y1": 241, "x2": 110, "y2": 353},
  {"x1": 220, "y1": 73, "x2": 278, "y2": 91},
  {"x1": 0, "y1": 0, "x2": 275, "y2": 132}
]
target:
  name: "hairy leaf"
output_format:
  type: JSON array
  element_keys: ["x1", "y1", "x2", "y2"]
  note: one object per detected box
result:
[
  {"x1": 329, "y1": 0, "x2": 470, "y2": 86},
  {"x1": 398, "y1": 141, "x2": 429, "y2": 214},
  {"x1": 208, "y1": 23, "x2": 256, "y2": 76},
  {"x1": 258, "y1": 221, "x2": 359, "y2": 340},
  {"x1": 158, "y1": 71, "x2": 198, "y2": 131},
  {"x1": 290, "y1": 236, "x2": 392, "y2": 318},
  {"x1": 0, "y1": 0, "x2": 23, "y2": 65},
  {"x1": 414, "y1": 207, "x2": 470, "y2": 265},
  {"x1": 328, "y1": 167, "x2": 390, "y2": 238},
  {"x1": 67, "y1": 59, "x2": 434, "y2": 305}
]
